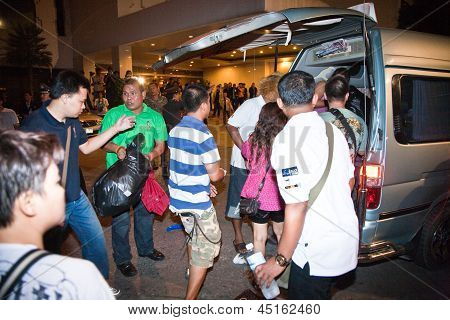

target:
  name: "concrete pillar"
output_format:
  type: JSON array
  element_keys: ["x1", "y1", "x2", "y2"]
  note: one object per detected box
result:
[{"x1": 112, "y1": 45, "x2": 133, "y2": 78}]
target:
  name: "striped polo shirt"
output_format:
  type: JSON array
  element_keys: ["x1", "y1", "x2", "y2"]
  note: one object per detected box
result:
[{"x1": 168, "y1": 115, "x2": 221, "y2": 213}]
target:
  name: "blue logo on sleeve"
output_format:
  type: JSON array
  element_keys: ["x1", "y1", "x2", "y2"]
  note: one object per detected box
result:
[{"x1": 282, "y1": 166, "x2": 299, "y2": 177}]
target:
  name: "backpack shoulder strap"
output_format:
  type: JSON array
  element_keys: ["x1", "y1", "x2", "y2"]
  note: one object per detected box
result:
[
  {"x1": 329, "y1": 108, "x2": 358, "y2": 153},
  {"x1": 0, "y1": 249, "x2": 51, "y2": 300}
]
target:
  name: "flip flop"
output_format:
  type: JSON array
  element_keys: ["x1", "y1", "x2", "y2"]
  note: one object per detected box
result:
[{"x1": 233, "y1": 240, "x2": 247, "y2": 254}]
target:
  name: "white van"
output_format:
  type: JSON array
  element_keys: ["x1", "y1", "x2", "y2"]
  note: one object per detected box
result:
[{"x1": 153, "y1": 4, "x2": 450, "y2": 269}]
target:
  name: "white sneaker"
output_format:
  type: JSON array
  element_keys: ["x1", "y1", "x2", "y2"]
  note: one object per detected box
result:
[
  {"x1": 110, "y1": 287, "x2": 121, "y2": 296},
  {"x1": 233, "y1": 253, "x2": 246, "y2": 265}
]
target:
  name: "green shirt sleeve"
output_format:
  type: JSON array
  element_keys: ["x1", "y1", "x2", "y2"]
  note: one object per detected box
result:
[{"x1": 154, "y1": 113, "x2": 168, "y2": 142}]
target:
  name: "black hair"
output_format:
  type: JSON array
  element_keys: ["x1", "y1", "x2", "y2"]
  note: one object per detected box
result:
[
  {"x1": 325, "y1": 75, "x2": 349, "y2": 102},
  {"x1": 50, "y1": 70, "x2": 90, "y2": 99},
  {"x1": 278, "y1": 70, "x2": 316, "y2": 107},
  {"x1": 182, "y1": 84, "x2": 209, "y2": 113},
  {"x1": 0, "y1": 131, "x2": 64, "y2": 228},
  {"x1": 332, "y1": 67, "x2": 350, "y2": 82}
]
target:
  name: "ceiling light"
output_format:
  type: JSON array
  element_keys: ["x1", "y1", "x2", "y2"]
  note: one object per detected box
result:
[
  {"x1": 175, "y1": 69, "x2": 179, "y2": 72},
  {"x1": 232, "y1": 51, "x2": 236, "y2": 54},
  {"x1": 259, "y1": 50, "x2": 263, "y2": 54},
  {"x1": 230, "y1": 54, "x2": 234, "y2": 57},
  {"x1": 170, "y1": 72, "x2": 173, "y2": 74},
  {"x1": 137, "y1": 77, "x2": 145, "y2": 85},
  {"x1": 254, "y1": 68, "x2": 256, "y2": 71},
  {"x1": 234, "y1": 66, "x2": 237, "y2": 68},
  {"x1": 268, "y1": 46, "x2": 273, "y2": 49},
  {"x1": 190, "y1": 61, "x2": 194, "y2": 64},
  {"x1": 293, "y1": 46, "x2": 297, "y2": 50},
  {"x1": 151, "y1": 43, "x2": 155, "y2": 46},
  {"x1": 189, "y1": 65, "x2": 193, "y2": 67},
  {"x1": 158, "y1": 56, "x2": 162, "y2": 61},
  {"x1": 248, "y1": 70, "x2": 251, "y2": 73},
  {"x1": 217, "y1": 64, "x2": 221, "y2": 67},
  {"x1": 128, "y1": 56, "x2": 131, "y2": 58},
  {"x1": 188, "y1": 35, "x2": 194, "y2": 38}
]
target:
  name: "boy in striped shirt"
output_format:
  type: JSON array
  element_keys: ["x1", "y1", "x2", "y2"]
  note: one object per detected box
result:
[{"x1": 168, "y1": 84, "x2": 226, "y2": 300}]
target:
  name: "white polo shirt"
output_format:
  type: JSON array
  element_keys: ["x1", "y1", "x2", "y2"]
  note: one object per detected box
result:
[
  {"x1": 227, "y1": 95, "x2": 265, "y2": 169},
  {"x1": 271, "y1": 111, "x2": 359, "y2": 277}
]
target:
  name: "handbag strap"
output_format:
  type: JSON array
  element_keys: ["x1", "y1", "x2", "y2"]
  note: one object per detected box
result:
[
  {"x1": 255, "y1": 161, "x2": 271, "y2": 200},
  {"x1": 308, "y1": 122, "x2": 334, "y2": 209},
  {"x1": 0, "y1": 249, "x2": 51, "y2": 300},
  {"x1": 61, "y1": 126, "x2": 71, "y2": 188},
  {"x1": 329, "y1": 108, "x2": 358, "y2": 154}
]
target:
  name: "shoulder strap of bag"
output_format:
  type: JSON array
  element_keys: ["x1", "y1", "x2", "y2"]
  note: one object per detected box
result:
[
  {"x1": 0, "y1": 249, "x2": 51, "y2": 300},
  {"x1": 255, "y1": 161, "x2": 271, "y2": 200},
  {"x1": 329, "y1": 108, "x2": 358, "y2": 153},
  {"x1": 308, "y1": 122, "x2": 334, "y2": 209},
  {"x1": 61, "y1": 126, "x2": 71, "y2": 188}
]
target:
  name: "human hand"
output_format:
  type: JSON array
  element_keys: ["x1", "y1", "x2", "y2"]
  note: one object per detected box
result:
[
  {"x1": 114, "y1": 115, "x2": 136, "y2": 132},
  {"x1": 210, "y1": 184, "x2": 218, "y2": 198},
  {"x1": 254, "y1": 257, "x2": 285, "y2": 289},
  {"x1": 116, "y1": 146, "x2": 126, "y2": 160}
]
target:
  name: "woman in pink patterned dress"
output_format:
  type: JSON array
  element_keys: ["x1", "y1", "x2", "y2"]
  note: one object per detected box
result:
[{"x1": 241, "y1": 102, "x2": 287, "y2": 256}]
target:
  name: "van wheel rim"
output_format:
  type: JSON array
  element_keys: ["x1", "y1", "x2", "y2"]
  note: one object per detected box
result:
[{"x1": 431, "y1": 216, "x2": 449, "y2": 263}]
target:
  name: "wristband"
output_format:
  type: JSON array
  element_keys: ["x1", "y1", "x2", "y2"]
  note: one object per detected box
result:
[{"x1": 116, "y1": 146, "x2": 125, "y2": 154}]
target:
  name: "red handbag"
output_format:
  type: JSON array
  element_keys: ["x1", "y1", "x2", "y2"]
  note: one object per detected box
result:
[{"x1": 141, "y1": 171, "x2": 169, "y2": 216}]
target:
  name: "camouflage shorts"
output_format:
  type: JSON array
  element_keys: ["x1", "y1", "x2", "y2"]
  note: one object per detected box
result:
[{"x1": 180, "y1": 206, "x2": 222, "y2": 268}]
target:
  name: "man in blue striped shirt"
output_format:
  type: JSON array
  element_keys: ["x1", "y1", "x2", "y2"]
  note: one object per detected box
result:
[{"x1": 168, "y1": 84, "x2": 226, "y2": 300}]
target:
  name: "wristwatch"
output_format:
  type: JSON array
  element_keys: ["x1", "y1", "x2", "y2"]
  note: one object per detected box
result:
[{"x1": 275, "y1": 253, "x2": 290, "y2": 267}]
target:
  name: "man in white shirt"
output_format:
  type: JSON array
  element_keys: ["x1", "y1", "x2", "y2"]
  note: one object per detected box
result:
[
  {"x1": 225, "y1": 74, "x2": 281, "y2": 255},
  {"x1": 0, "y1": 94, "x2": 19, "y2": 130},
  {"x1": 0, "y1": 131, "x2": 114, "y2": 300},
  {"x1": 255, "y1": 71, "x2": 359, "y2": 299}
]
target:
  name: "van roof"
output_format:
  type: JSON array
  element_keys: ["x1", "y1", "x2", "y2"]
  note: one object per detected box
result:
[{"x1": 380, "y1": 28, "x2": 450, "y2": 71}]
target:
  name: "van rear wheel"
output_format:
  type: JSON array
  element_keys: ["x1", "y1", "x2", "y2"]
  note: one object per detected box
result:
[{"x1": 415, "y1": 201, "x2": 449, "y2": 269}]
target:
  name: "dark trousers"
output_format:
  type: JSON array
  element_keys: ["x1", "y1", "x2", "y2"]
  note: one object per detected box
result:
[
  {"x1": 288, "y1": 262, "x2": 336, "y2": 300},
  {"x1": 112, "y1": 201, "x2": 154, "y2": 265},
  {"x1": 213, "y1": 102, "x2": 221, "y2": 117}
]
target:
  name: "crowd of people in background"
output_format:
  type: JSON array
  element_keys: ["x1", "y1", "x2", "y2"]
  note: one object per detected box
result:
[{"x1": 0, "y1": 63, "x2": 368, "y2": 301}]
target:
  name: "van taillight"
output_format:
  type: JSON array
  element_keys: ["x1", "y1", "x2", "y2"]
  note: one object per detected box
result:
[
  {"x1": 360, "y1": 164, "x2": 383, "y2": 209},
  {"x1": 366, "y1": 187, "x2": 381, "y2": 209},
  {"x1": 361, "y1": 164, "x2": 383, "y2": 187}
]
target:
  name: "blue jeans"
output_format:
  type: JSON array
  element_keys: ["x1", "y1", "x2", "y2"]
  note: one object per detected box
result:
[
  {"x1": 65, "y1": 191, "x2": 109, "y2": 279},
  {"x1": 112, "y1": 201, "x2": 154, "y2": 266}
]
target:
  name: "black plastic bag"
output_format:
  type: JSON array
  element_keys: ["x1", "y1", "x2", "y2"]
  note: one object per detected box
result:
[{"x1": 92, "y1": 133, "x2": 151, "y2": 217}]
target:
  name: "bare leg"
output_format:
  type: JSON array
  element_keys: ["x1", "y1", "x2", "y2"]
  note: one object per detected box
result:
[
  {"x1": 232, "y1": 218, "x2": 244, "y2": 244},
  {"x1": 252, "y1": 222, "x2": 268, "y2": 256},
  {"x1": 272, "y1": 221, "x2": 284, "y2": 243},
  {"x1": 185, "y1": 245, "x2": 208, "y2": 300}
]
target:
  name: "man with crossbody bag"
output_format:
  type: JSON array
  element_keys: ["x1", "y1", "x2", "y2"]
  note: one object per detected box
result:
[{"x1": 255, "y1": 71, "x2": 359, "y2": 300}]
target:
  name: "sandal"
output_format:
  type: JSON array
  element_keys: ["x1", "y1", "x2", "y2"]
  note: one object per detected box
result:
[{"x1": 233, "y1": 240, "x2": 247, "y2": 254}]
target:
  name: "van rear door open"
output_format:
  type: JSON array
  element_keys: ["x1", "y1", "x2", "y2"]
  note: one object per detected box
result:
[{"x1": 152, "y1": 6, "x2": 377, "y2": 71}]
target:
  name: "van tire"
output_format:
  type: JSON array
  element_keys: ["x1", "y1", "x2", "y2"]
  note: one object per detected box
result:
[{"x1": 415, "y1": 200, "x2": 449, "y2": 269}]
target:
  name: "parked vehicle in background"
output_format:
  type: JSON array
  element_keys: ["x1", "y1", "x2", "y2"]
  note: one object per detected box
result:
[
  {"x1": 153, "y1": 3, "x2": 450, "y2": 269},
  {"x1": 79, "y1": 110, "x2": 102, "y2": 136}
]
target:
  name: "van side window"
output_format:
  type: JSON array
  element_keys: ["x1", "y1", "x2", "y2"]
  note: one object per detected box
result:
[{"x1": 392, "y1": 75, "x2": 450, "y2": 144}]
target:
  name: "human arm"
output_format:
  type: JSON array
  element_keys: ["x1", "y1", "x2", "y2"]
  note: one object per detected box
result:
[
  {"x1": 79, "y1": 115, "x2": 135, "y2": 154},
  {"x1": 146, "y1": 140, "x2": 165, "y2": 161},
  {"x1": 254, "y1": 202, "x2": 307, "y2": 288},
  {"x1": 204, "y1": 161, "x2": 226, "y2": 182},
  {"x1": 226, "y1": 124, "x2": 244, "y2": 149}
]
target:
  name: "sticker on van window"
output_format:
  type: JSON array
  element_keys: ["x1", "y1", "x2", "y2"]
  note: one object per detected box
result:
[{"x1": 315, "y1": 39, "x2": 349, "y2": 58}]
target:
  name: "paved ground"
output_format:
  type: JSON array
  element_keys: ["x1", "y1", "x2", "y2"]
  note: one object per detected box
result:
[{"x1": 65, "y1": 116, "x2": 449, "y2": 300}]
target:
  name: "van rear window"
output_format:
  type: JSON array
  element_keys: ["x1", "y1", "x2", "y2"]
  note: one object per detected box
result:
[{"x1": 392, "y1": 75, "x2": 450, "y2": 144}]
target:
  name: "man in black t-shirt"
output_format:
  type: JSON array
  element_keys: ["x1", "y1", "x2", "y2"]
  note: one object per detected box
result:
[{"x1": 21, "y1": 70, "x2": 135, "y2": 280}]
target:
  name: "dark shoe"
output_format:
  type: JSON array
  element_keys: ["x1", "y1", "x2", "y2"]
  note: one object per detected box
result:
[
  {"x1": 117, "y1": 262, "x2": 137, "y2": 277},
  {"x1": 139, "y1": 249, "x2": 165, "y2": 261},
  {"x1": 233, "y1": 240, "x2": 247, "y2": 254}
]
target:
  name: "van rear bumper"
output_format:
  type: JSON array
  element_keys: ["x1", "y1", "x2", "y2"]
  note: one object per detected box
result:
[{"x1": 358, "y1": 241, "x2": 405, "y2": 263}]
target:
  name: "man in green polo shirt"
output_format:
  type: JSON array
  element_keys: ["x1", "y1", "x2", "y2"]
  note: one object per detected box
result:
[{"x1": 101, "y1": 77, "x2": 168, "y2": 277}]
